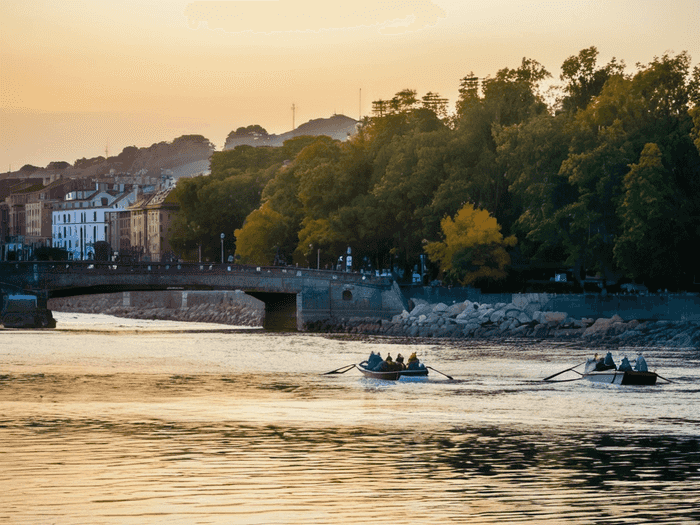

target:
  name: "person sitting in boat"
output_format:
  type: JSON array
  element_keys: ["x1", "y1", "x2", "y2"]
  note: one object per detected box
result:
[
  {"x1": 595, "y1": 352, "x2": 616, "y2": 371},
  {"x1": 407, "y1": 352, "x2": 426, "y2": 371},
  {"x1": 395, "y1": 353, "x2": 407, "y2": 370},
  {"x1": 366, "y1": 351, "x2": 383, "y2": 370},
  {"x1": 603, "y1": 352, "x2": 616, "y2": 369},
  {"x1": 618, "y1": 356, "x2": 633, "y2": 372},
  {"x1": 634, "y1": 354, "x2": 648, "y2": 372},
  {"x1": 374, "y1": 353, "x2": 394, "y2": 372}
]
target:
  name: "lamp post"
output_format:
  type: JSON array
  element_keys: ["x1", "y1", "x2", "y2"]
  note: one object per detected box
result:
[{"x1": 220, "y1": 233, "x2": 225, "y2": 264}]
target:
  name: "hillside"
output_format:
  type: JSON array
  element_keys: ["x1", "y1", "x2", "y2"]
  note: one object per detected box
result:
[
  {"x1": 224, "y1": 114, "x2": 358, "y2": 150},
  {"x1": 1, "y1": 115, "x2": 360, "y2": 183},
  {"x1": 0, "y1": 135, "x2": 216, "y2": 183}
]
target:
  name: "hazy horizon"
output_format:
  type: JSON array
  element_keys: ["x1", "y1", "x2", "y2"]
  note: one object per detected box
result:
[{"x1": 2, "y1": 0, "x2": 699, "y2": 170}]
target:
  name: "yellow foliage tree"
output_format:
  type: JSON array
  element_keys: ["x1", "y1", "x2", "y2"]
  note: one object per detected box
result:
[{"x1": 424, "y1": 203, "x2": 517, "y2": 285}]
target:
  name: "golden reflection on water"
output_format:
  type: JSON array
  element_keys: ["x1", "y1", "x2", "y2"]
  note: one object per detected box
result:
[{"x1": 1, "y1": 313, "x2": 699, "y2": 524}]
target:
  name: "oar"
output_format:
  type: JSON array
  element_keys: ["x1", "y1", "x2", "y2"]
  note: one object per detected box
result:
[
  {"x1": 543, "y1": 361, "x2": 586, "y2": 381},
  {"x1": 656, "y1": 374, "x2": 674, "y2": 383},
  {"x1": 427, "y1": 366, "x2": 453, "y2": 380},
  {"x1": 541, "y1": 377, "x2": 584, "y2": 383},
  {"x1": 323, "y1": 363, "x2": 357, "y2": 375}
]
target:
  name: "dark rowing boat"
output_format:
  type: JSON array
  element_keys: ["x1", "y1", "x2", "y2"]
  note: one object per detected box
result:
[
  {"x1": 356, "y1": 361, "x2": 429, "y2": 381},
  {"x1": 543, "y1": 353, "x2": 664, "y2": 386},
  {"x1": 583, "y1": 370, "x2": 658, "y2": 385}
]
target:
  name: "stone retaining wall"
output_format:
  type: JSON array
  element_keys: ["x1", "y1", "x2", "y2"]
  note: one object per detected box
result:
[{"x1": 48, "y1": 291, "x2": 264, "y2": 326}]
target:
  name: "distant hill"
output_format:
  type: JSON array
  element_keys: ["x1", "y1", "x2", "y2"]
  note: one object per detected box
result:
[
  {"x1": 1, "y1": 115, "x2": 360, "y2": 183},
  {"x1": 224, "y1": 114, "x2": 359, "y2": 150},
  {"x1": 0, "y1": 135, "x2": 215, "y2": 183}
]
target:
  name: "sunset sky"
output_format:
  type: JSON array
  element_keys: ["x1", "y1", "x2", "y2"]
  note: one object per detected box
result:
[{"x1": 2, "y1": 0, "x2": 699, "y2": 171}]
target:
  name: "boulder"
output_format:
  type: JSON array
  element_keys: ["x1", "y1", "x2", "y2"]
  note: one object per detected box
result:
[
  {"x1": 543, "y1": 312, "x2": 568, "y2": 326},
  {"x1": 582, "y1": 317, "x2": 614, "y2": 338},
  {"x1": 532, "y1": 324, "x2": 549, "y2": 338},
  {"x1": 446, "y1": 302, "x2": 468, "y2": 318},
  {"x1": 477, "y1": 309, "x2": 495, "y2": 323},
  {"x1": 489, "y1": 309, "x2": 506, "y2": 323},
  {"x1": 462, "y1": 323, "x2": 480, "y2": 336},
  {"x1": 516, "y1": 312, "x2": 532, "y2": 324},
  {"x1": 409, "y1": 303, "x2": 432, "y2": 317},
  {"x1": 432, "y1": 302, "x2": 449, "y2": 313},
  {"x1": 504, "y1": 306, "x2": 523, "y2": 319}
]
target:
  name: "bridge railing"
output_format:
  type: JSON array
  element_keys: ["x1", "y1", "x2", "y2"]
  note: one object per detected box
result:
[{"x1": 0, "y1": 261, "x2": 395, "y2": 286}]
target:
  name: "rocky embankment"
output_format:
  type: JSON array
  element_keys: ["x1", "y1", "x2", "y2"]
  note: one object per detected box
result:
[
  {"x1": 307, "y1": 298, "x2": 700, "y2": 348},
  {"x1": 48, "y1": 292, "x2": 700, "y2": 347},
  {"x1": 48, "y1": 292, "x2": 263, "y2": 327}
]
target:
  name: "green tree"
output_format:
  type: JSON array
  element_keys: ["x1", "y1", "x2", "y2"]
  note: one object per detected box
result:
[
  {"x1": 234, "y1": 201, "x2": 288, "y2": 265},
  {"x1": 613, "y1": 143, "x2": 678, "y2": 286},
  {"x1": 559, "y1": 46, "x2": 624, "y2": 112}
]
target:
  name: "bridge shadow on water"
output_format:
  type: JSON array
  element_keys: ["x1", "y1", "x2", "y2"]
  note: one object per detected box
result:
[{"x1": 249, "y1": 292, "x2": 298, "y2": 332}]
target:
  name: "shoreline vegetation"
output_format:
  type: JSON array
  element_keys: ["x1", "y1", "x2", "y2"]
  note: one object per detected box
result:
[{"x1": 48, "y1": 293, "x2": 700, "y2": 348}]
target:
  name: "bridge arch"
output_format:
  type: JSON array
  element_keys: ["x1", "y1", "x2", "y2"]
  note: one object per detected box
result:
[{"x1": 1, "y1": 262, "x2": 409, "y2": 330}]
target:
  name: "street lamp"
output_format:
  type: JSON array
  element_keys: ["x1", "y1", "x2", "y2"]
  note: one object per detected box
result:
[{"x1": 220, "y1": 233, "x2": 225, "y2": 264}]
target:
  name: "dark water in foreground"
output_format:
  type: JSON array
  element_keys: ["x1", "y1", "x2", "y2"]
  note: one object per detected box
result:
[{"x1": 1, "y1": 313, "x2": 699, "y2": 524}]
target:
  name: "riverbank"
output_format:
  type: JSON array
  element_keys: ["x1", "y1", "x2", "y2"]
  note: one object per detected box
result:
[
  {"x1": 48, "y1": 292, "x2": 700, "y2": 348},
  {"x1": 306, "y1": 297, "x2": 700, "y2": 349}
]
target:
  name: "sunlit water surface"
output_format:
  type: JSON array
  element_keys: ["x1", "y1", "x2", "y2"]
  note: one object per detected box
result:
[{"x1": 1, "y1": 312, "x2": 699, "y2": 524}]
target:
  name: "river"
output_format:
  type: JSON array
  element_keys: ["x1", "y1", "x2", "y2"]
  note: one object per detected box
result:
[{"x1": 1, "y1": 312, "x2": 699, "y2": 524}]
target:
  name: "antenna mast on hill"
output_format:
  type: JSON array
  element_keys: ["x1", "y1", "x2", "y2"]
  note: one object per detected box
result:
[{"x1": 291, "y1": 103, "x2": 296, "y2": 130}]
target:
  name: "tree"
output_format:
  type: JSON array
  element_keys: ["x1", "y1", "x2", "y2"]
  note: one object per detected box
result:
[
  {"x1": 495, "y1": 112, "x2": 574, "y2": 263},
  {"x1": 424, "y1": 203, "x2": 517, "y2": 285},
  {"x1": 614, "y1": 143, "x2": 679, "y2": 286},
  {"x1": 421, "y1": 92, "x2": 449, "y2": 119},
  {"x1": 234, "y1": 201, "x2": 288, "y2": 265},
  {"x1": 559, "y1": 46, "x2": 624, "y2": 112}
]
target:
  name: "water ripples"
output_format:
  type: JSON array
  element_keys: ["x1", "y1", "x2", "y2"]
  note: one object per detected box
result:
[{"x1": 1, "y1": 314, "x2": 699, "y2": 523}]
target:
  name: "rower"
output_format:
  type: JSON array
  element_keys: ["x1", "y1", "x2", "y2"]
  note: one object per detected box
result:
[
  {"x1": 375, "y1": 354, "x2": 393, "y2": 371},
  {"x1": 619, "y1": 356, "x2": 633, "y2": 372},
  {"x1": 366, "y1": 351, "x2": 382, "y2": 370},
  {"x1": 395, "y1": 353, "x2": 406, "y2": 370},
  {"x1": 635, "y1": 354, "x2": 648, "y2": 372},
  {"x1": 407, "y1": 352, "x2": 426, "y2": 371}
]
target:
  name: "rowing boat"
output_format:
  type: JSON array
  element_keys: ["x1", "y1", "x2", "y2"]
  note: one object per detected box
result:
[
  {"x1": 583, "y1": 370, "x2": 658, "y2": 385},
  {"x1": 356, "y1": 361, "x2": 429, "y2": 381}
]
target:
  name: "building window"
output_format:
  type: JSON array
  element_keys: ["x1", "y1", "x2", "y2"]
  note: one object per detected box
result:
[{"x1": 342, "y1": 290, "x2": 352, "y2": 301}]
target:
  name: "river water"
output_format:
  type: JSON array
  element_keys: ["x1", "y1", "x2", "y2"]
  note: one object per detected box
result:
[{"x1": 1, "y1": 313, "x2": 699, "y2": 524}]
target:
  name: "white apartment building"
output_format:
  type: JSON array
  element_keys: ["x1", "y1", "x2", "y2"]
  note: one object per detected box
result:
[{"x1": 52, "y1": 185, "x2": 138, "y2": 260}]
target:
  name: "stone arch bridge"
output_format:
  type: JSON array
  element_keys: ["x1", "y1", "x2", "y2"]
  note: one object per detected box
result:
[{"x1": 0, "y1": 261, "x2": 408, "y2": 330}]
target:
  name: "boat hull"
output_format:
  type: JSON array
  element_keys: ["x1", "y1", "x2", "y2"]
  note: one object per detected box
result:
[
  {"x1": 357, "y1": 366, "x2": 429, "y2": 381},
  {"x1": 584, "y1": 370, "x2": 658, "y2": 386}
]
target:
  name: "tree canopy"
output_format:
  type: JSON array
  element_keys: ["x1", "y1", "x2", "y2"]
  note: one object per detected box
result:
[{"x1": 170, "y1": 48, "x2": 700, "y2": 291}]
